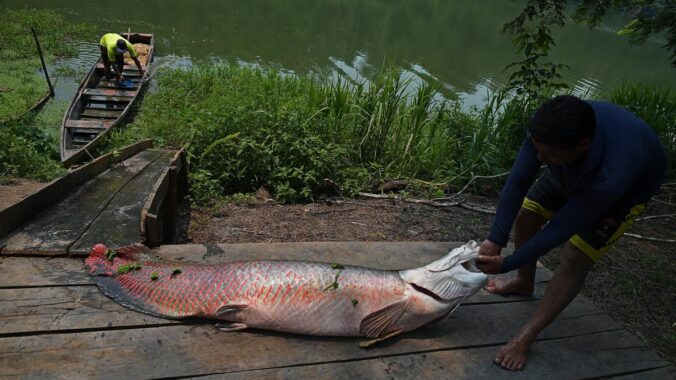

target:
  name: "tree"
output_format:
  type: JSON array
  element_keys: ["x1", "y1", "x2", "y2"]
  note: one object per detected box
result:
[{"x1": 503, "y1": 0, "x2": 675, "y2": 102}]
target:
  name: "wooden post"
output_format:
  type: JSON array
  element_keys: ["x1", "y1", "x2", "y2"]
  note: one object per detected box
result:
[
  {"x1": 30, "y1": 27, "x2": 54, "y2": 96},
  {"x1": 163, "y1": 167, "x2": 179, "y2": 243}
]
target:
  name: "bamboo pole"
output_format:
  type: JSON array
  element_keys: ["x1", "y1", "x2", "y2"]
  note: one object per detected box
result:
[{"x1": 30, "y1": 26, "x2": 54, "y2": 96}]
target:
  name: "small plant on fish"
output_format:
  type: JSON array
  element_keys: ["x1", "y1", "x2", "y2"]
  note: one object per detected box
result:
[
  {"x1": 171, "y1": 267, "x2": 183, "y2": 277},
  {"x1": 351, "y1": 299, "x2": 359, "y2": 307},
  {"x1": 324, "y1": 266, "x2": 344, "y2": 291},
  {"x1": 150, "y1": 272, "x2": 159, "y2": 281},
  {"x1": 117, "y1": 262, "x2": 142, "y2": 275},
  {"x1": 106, "y1": 249, "x2": 117, "y2": 261}
]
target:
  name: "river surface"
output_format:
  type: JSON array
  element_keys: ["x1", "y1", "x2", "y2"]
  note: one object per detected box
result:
[{"x1": 3, "y1": 0, "x2": 673, "y2": 107}]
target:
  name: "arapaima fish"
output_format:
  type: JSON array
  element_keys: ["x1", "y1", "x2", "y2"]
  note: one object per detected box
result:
[{"x1": 85, "y1": 242, "x2": 487, "y2": 346}]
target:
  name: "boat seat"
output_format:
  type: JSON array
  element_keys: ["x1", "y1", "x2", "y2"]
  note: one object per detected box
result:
[
  {"x1": 64, "y1": 120, "x2": 113, "y2": 129},
  {"x1": 83, "y1": 88, "x2": 137, "y2": 97},
  {"x1": 79, "y1": 109, "x2": 123, "y2": 119}
]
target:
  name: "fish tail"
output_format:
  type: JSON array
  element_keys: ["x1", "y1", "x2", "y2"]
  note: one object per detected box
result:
[
  {"x1": 85, "y1": 243, "x2": 152, "y2": 276},
  {"x1": 85, "y1": 243, "x2": 171, "y2": 319}
]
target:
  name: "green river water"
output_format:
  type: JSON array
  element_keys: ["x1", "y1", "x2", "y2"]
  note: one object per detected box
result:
[{"x1": 3, "y1": 0, "x2": 673, "y2": 106}]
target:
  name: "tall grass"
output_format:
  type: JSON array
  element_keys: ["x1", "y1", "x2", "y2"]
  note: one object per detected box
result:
[
  {"x1": 610, "y1": 83, "x2": 675, "y2": 177},
  {"x1": 112, "y1": 64, "x2": 531, "y2": 203}
]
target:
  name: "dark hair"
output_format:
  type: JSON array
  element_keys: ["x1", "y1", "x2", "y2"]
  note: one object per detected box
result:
[
  {"x1": 116, "y1": 39, "x2": 127, "y2": 50},
  {"x1": 527, "y1": 95, "x2": 596, "y2": 149}
]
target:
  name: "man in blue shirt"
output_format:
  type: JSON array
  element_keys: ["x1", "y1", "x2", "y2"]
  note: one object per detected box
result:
[{"x1": 475, "y1": 95, "x2": 667, "y2": 371}]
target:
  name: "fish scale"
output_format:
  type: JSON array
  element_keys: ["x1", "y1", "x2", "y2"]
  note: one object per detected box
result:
[{"x1": 86, "y1": 242, "x2": 487, "y2": 343}]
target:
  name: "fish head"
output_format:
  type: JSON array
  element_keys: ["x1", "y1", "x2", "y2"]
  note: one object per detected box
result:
[{"x1": 396, "y1": 241, "x2": 488, "y2": 328}]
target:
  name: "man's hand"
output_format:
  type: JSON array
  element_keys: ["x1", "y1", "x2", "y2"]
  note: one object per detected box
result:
[
  {"x1": 475, "y1": 254, "x2": 504, "y2": 274},
  {"x1": 478, "y1": 239, "x2": 502, "y2": 257}
]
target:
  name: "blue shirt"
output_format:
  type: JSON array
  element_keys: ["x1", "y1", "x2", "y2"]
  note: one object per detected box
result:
[{"x1": 488, "y1": 101, "x2": 667, "y2": 273}]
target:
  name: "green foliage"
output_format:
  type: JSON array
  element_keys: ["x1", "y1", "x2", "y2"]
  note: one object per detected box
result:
[
  {"x1": 610, "y1": 83, "x2": 676, "y2": 178},
  {"x1": 502, "y1": 1, "x2": 569, "y2": 104},
  {"x1": 116, "y1": 64, "x2": 532, "y2": 204},
  {"x1": 0, "y1": 8, "x2": 95, "y2": 121},
  {"x1": 573, "y1": 0, "x2": 676, "y2": 66},
  {"x1": 0, "y1": 123, "x2": 65, "y2": 182}
]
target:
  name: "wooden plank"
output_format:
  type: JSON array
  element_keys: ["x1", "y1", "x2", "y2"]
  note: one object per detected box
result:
[
  {"x1": 213, "y1": 331, "x2": 671, "y2": 380},
  {"x1": 85, "y1": 102, "x2": 128, "y2": 111},
  {"x1": 0, "y1": 304, "x2": 660, "y2": 379},
  {"x1": 0, "y1": 140, "x2": 153, "y2": 240},
  {"x1": 83, "y1": 88, "x2": 137, "y2": 97},
  {"x1": 0, "y1": 286, "x2": 174, "y2": 334},
  {"x1": 0, "y1": 150, "x2": 162, "y2": 255},
  {"x1": 143, "y1": 212, "x2": 162, "y2": 247},
  {"x1": 87, "y1": 94, "x2": 132, "y2": 102},
  {"x1": 140, "y1": 166, "x2": 170, "y2": 246},
  {"x1": 68, "y1": 128, "x2": 104, "y2": 136},
  {"x1": 163, "y1": 166, "x2": 179, "y2": 243},
  {"x1": 68, "y1": 150, "x2": 177, "y2": 255},
  {"x1": 65, "y1": 119, "x2": 113, "y2": 129},
  {"x1": 97, "y1": 80, "x2": 140, "y2": 89},
  {"x1": 0, "y1": 257, "x2": 91, "y2": 287},
  {"x1": 608, "y1": 366, "x2": 676, "y2": 379},
  {"x1": 80, "y1": 109, "x2": 123, "y2": 119},
  {"x1": 96, "y1": 63, "x2": 143, "y2": 71}
]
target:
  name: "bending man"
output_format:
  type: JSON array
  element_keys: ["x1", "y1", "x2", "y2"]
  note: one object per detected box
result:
[
  {"x1": 475, "y1": 95, "x2": 667, "y2": 370},
  {"x1": 99, "y1": 33, "x2": 144, "y2": 83}
]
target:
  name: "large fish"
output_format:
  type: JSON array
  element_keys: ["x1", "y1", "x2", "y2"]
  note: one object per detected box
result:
[{"x1": 85, "y1": 242, "x2": 487, "y2": 346}]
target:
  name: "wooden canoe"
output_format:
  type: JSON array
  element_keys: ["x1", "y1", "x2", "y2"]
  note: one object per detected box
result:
[{"x1": 61, "y1": 32, "x2": 154, "y2": 167}]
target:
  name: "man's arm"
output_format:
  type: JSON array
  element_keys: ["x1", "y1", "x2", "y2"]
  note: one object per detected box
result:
[
  {"x1": 112, "y1": 64, "x2": 123, "y2": 82},
  {"x1": 487, "y1": 138, "x2": 541, "y2": 246},
  {"x1": 132, "y1": 56, "x2": 144, "y2": 78}
]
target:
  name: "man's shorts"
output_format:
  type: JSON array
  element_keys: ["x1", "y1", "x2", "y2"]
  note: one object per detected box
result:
[{"x1": 522, "y1": 170, "x2": 645, "y2": 262}]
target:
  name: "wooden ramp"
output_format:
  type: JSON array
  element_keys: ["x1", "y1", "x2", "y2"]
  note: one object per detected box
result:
[
  {"x1": 0, "y1": 141, "x2": 186, "y2": 255},
  {"x1": 0, "y1": 242, "x2": 672, "y2": 379}
]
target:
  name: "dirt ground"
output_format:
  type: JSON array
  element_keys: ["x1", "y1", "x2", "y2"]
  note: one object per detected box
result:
[
  {"x1": 184, "y1": 189, "x2": 676, "y2": 363},
  {"x1": 0, "y1": 179, "x2": 48, "y2": 210}
]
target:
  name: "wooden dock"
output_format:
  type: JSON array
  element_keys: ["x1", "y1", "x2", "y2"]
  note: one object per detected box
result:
[
  {"x1": 0, "y1": 242, "x2": 672, "y2": 379},
  {"x1": 0, "y1": 141, "x2": 186, "y2": 255}
]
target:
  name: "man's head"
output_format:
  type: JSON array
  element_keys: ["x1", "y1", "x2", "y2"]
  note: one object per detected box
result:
[
  {"x1": 528, "y1": 95, "x2": 596, "y2": 166},
  {"x1": 116, "y1": 39, "x2": 128, "y2": 55}
]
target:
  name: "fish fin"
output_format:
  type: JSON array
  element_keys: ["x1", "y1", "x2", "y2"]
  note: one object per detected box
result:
[
  {"x1": 215, "y1": 303, "x2": 248, "y2": 317},
  {"x1": 359, "y1": 299, "x2": 409, "y2": 338},
  {"x1": 359, "y1": 329, "x2": 403, "y2": 348},
  {"x1": 215, "y1": 322, "x2": 248, "y2": 332}
]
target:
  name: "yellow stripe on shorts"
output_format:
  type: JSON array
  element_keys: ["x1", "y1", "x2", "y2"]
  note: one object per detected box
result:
[
  {"x1": 521, "y1": 197, "x2": 555, "y2": 220},
  {"x1": 570, "y1": 203, "x2": 646, "y2": 262}
]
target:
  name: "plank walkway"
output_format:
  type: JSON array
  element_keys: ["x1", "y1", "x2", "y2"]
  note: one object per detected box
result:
[
  {"x1": 0, "y1": 242, "x2": 672, "y2": 379},
  {"x1": 0, "y1": 148, "x2": 177, "y2": 255}
]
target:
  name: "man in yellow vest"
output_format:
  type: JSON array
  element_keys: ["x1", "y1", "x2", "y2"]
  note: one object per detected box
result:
[{"x1": 99, "y1": 33, "x2": 144, "y2": 83}]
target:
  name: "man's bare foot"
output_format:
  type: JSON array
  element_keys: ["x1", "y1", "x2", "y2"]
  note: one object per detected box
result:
[
  {"x1": 494, "y1": 336, "x2": 531, "y2": 371},
  {"x1": 485, "y1": 277, "x2": 534, "y2": 296}
]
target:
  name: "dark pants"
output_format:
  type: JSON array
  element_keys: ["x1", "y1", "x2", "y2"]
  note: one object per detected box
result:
[{"x1": 99, "y1": 46, "x2": 124, "y2": 78}]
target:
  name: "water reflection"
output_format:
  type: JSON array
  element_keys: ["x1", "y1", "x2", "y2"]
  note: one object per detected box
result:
[{"x1": 6, "y1": 0, "x2": 672, "y2": 107}]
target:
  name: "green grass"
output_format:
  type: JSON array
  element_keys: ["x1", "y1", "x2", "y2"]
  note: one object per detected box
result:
[
  {"x1": 0, "y1": 8, "x2": 95, "y2": 183},
  {"x1": 105, "y1": 64, "x2": 535, "y2": 203},
  {"x1": 609, "y1": 83, "x2": 676, "y2": 178},
  {"x1": 70, "y1": 63, "x2": 676, "y2": 204},
  {"x1": 0, "y1": 8, "x2": 95, "y2": 122}
]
